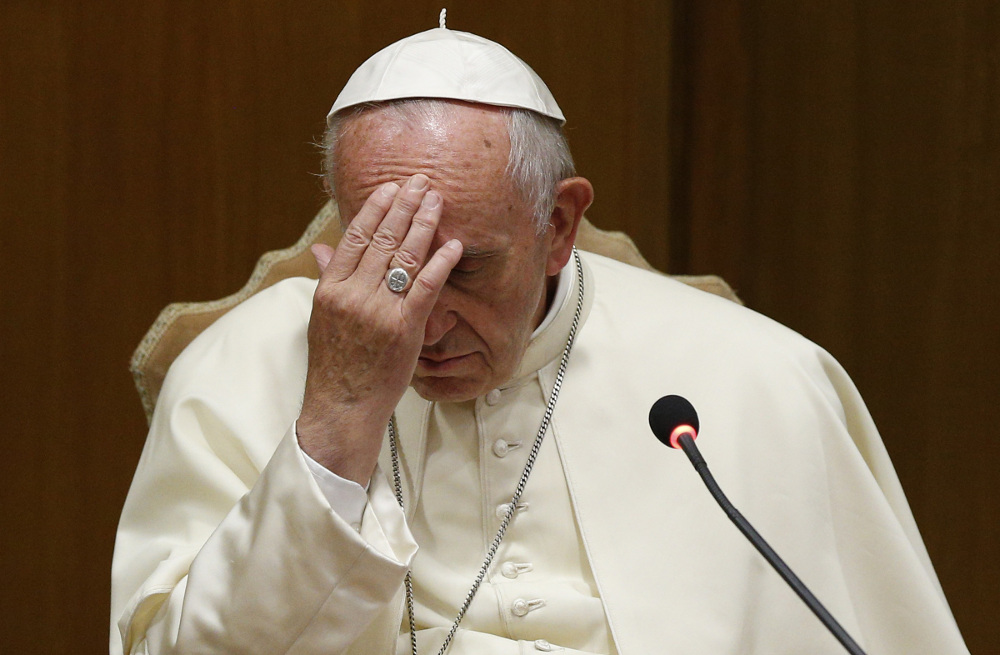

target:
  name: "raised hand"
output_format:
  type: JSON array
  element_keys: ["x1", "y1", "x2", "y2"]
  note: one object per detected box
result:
[{"x1": 296, "y1": 174, "x2": 462, "y2": 485}]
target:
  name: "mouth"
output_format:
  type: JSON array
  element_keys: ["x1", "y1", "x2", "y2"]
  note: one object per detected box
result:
[{"x1": 416, "y1": 352, "x2": 476, "y2": 374}]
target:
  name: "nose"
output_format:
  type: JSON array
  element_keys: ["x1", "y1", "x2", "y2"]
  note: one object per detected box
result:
[{"x1": 423, "y1": 298, "x2": 458, "y2": 346}]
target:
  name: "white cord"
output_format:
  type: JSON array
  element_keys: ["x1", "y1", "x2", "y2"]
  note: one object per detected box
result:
[{"x1": 439, "y1": 8, "x2": 447, "y2": 29}]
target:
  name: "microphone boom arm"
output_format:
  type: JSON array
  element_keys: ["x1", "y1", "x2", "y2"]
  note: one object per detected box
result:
[{"x1": 676, "y1": 433, "x2": 868, "y2": 655}]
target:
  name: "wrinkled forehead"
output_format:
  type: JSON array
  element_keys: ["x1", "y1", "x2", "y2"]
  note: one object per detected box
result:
[
  {"x1": 333, "y1": 102, "x2": 515, "y2": 196},
  {"x1": 336, "y1": 100, "x2": 511, "y2": 156},
  {"x1": 332, "y1": 108, "x2": 537, "y2": 246}
]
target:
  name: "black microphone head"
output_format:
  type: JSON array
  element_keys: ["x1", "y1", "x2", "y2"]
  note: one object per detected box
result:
[{"x1": 649, "y1": 394, "x2": 700, "y2": 448}]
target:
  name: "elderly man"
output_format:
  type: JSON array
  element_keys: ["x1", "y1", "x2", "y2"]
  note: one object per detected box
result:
[{"x1": 111, "y1": 23, "x2": 969, "y2": 655}]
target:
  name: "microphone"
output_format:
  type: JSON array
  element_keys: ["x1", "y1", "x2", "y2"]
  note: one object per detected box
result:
[{"x1": 649, "y1": 395, "x2": 868, "y2": 655}]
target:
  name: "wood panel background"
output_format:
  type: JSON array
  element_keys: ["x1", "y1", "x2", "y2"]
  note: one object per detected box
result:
[
  {"x1": 669, "y1": 3, "x2": 998, "y2": 652},
  {"x1": 0, "y1": 1, "x2": 994, "y2": 652}
]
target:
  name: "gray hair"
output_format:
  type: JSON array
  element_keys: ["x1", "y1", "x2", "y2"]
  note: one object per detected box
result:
[{"x1": 322, "y1": 99, "x2": 576, "y2": 233}]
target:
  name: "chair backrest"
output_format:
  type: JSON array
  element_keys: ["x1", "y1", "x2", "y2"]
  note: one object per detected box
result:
[{"x1": 130, "y1": 201, "x2": 741, "y2": 423}]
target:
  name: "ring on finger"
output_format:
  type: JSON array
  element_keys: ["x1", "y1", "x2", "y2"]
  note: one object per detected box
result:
[{"x1": 385, "y1": 267, "x2": 410, "y2": 293}]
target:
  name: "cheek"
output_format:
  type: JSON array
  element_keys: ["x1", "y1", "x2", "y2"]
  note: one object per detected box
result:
[
  {"x1": 464, "y1": 274, "x2": 546, "y2": 349},
  {"x1": 448, "y1": 244, "x2": 551, "y2": 357}
]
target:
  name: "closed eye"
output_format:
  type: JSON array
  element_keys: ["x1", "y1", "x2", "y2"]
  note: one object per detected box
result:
[{"x1": 452, "y1": 258, "x2": 485, "y2": 275}]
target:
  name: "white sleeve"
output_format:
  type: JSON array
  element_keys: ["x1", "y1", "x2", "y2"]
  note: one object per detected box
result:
[
  {"x1": 115, "y1": 425, "x2": 416, "y2": 655},
  {"x1": 110, "y1": 279, "x2": 416, "y2": 655}
]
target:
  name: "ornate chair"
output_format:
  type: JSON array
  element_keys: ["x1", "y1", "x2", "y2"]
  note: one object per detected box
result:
[{"x1": 130, "y1": 201, "x2": 741, "y2": 422}]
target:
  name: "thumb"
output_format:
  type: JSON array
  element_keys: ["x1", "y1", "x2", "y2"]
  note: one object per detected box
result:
[{"x1": 310, "y1": 244, "x2": 335, "y2": 274}]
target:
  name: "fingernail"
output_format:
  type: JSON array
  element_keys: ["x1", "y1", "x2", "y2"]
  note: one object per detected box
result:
[
  {"x1": 381, "y1": 182, "x2": 400, "y2": 197},
  {"x1": 422, "y1": 191, "x2": 441, "y2": 209},
  {"x1": 409, "y1": 174, "x2": 429, "y2": 190}
]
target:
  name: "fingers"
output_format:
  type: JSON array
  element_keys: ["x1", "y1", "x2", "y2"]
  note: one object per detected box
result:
[
  {"x1": 355, "y1": 174, "x2": 434, "y2": 280},
  {"x1": 324, "y1": 181, "x2": 400, "y2": 282},
  {"x1": 321, "y1": 173, "x2": 452, "y2": 305},
  {"x1": 324, "y1": 174, "x2": 435, "y2": 287},
  {"x1": 378, "y1": 190, "x2": 443, "y2": 293},
  {"x1": 403, "y1": 239, "x2": 463, "y2": 319}
]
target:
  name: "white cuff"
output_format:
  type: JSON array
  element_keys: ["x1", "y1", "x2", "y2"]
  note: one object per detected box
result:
[{"x1": 297, "y1": 429, "x2": 370, "y2": 531}]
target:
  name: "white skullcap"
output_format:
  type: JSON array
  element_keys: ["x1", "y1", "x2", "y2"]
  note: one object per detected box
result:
[{"x1": 328, "y1": 17, "x2": 564, "y2": 125}]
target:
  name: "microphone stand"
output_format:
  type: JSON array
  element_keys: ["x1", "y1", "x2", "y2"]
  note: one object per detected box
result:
[{"x1": 676, "y1": 433, "x2": 868, "y2": 655}]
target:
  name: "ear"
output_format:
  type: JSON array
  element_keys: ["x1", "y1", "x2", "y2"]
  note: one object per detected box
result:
[{"x1": 545, "y1": 177, "x2": 595, "y2": 276}]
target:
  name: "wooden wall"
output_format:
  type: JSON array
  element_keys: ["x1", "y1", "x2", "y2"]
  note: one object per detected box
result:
[
  {"x1": 670, "y1": 3, "x2": 999, "y2": 652},
  {"x1": 0, "y1": 1, "x2": 993, "y2": 652}
]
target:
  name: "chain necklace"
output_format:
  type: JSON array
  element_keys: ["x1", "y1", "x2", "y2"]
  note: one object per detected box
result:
[{"x1": 388, "y1": 248, "x2": 586, "y2": 655}]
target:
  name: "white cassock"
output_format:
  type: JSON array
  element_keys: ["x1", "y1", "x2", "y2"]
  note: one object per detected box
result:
[{"x1": 110, "y1": 252, "x2": 969, "y2": 654}]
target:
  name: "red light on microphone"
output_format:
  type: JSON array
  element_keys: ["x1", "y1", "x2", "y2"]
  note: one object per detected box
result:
[{"x1": 669, "y1": 424, "x2": 698, "y2": 449}]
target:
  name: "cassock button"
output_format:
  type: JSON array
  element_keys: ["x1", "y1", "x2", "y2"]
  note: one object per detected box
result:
[
  {"x1": 496, "y1": 502, "x2": 529, "y2": 519},
  {"x1": 485, "y1": 388, "x2": 502, "y2": 405},
  {"x1": 492, "y1": 439, "x2": 522, "y2": 457},
  {"x1": 534, "y1": 640, "x2": 562, "y2": 652},
  {"x1": 500, "y1": 561, "x2": 533, "y2": 578},
  {"x1": 511, "y1": 598, "x2": 546, "y2": 617}
]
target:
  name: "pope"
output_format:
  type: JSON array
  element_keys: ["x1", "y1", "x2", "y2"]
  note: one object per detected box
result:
[{"x1": 111, "y1": 18, "x2": 970, "y2": 655}]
